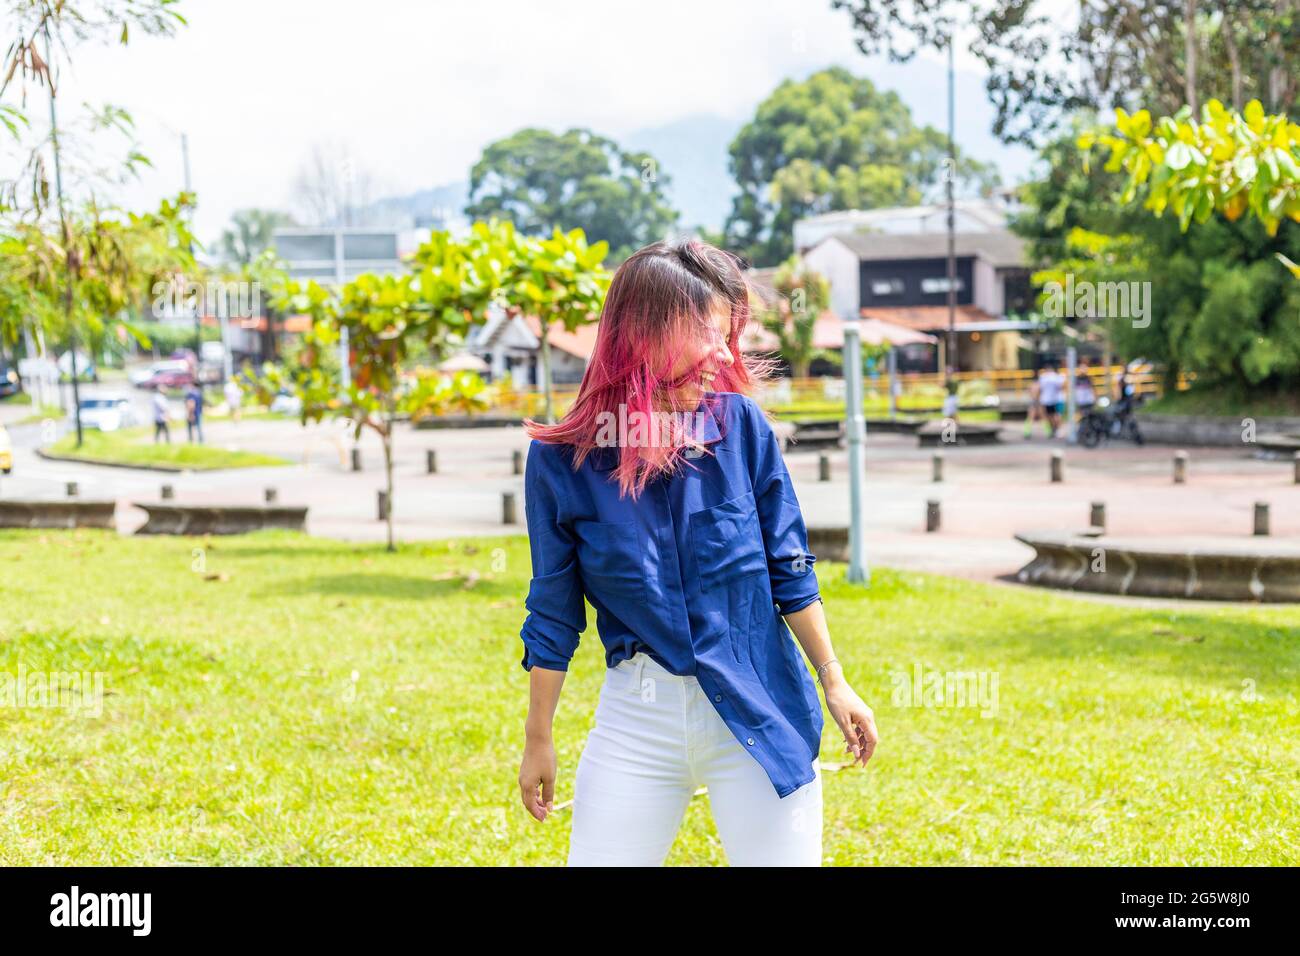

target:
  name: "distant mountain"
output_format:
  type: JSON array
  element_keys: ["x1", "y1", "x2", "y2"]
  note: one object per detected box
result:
[
  {"x1": 360, "y1": 75, "x2": 1033, "y2": 239},
  {"x1": 364, "y1": 181, "x2": 470, "y2": 230},
  {"x1": 623, "y1": 114, "x2": 741, "y2": 233}
]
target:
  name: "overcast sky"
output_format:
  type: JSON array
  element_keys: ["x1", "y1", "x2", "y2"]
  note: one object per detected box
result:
[{"x1": 29, "y1": 0, "x2": 1055, "y2": 242}]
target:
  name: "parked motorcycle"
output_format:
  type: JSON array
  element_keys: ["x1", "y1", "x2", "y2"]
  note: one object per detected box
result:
[{"x1": 1078, "y1": 395, "x2": 1145, "y2": 448}]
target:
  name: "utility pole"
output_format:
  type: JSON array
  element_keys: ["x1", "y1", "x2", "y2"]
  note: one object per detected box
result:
[
  {"x1": 334, "y1": 230, "x2": 350, "y2": 390},
  {"x1": 45, "y1": 27, "x2": 82, "y2": 448},
  {"x1": 842, "y1": 312, "x2": 870, "y2": 585},
  {"x1": 945, "y1": 29, "x2": 957, "y2": 387},
  {"x1": 182, "y1": 132, "x2": 201, "y2": 364}
]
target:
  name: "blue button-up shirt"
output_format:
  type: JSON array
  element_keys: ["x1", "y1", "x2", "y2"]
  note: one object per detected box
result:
[{"x1": 518, "y1": 390, "x2": 824, "y2": 799}]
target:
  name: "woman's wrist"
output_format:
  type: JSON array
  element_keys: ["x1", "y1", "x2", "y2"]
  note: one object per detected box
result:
[
  {"x1": 525, "y1": 720, "x2": 554, "y2": 743},
  {"x1": 815, "y1": 658, "x2": 845, "y2": 689}
]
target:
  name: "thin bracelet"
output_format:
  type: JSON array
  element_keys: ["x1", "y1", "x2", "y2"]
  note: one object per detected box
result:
[{"x1": 815, "y1": 658, "x2": 839, "y2": 684}]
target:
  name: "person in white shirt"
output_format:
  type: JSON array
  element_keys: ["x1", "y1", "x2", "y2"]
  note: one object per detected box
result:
[
  {"x1": 223, "y1": 378, "x2": 243, "y2": 423},
  {"x1": 1037, "y1": 362, "x2": 1066, "y2": 437},
  {"x1": 151, "y1": 389, "x2": 171, "y2": 444}
]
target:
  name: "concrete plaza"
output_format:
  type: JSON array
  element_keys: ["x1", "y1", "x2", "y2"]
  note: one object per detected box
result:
[{"x1": 3, "y1": 403, "x2": 1296, "y2": 586}]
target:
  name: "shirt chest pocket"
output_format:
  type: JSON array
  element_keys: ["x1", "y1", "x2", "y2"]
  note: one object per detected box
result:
[
  {"x1": 574, "y1": 519, "x2": 646, "y2": 607},
  {"x1": 689, "y1": 491, "x2": 768, "y2": 592}
]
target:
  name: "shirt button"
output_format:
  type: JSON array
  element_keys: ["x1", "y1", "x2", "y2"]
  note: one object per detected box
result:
[
  {"x1": 746, "y1": 737, "x2": 755, "y2": 746},
  {"x1": 714, "y1": 694, "x2": 722, "y2": 702}
]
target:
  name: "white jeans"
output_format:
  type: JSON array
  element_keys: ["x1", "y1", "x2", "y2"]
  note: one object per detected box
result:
[{"x1": 567, "y1": 651, "x2": 823, "y2": 866}]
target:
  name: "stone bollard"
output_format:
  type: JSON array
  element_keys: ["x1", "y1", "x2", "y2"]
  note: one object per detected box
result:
[
  {"x1": 1090, "y1": 501, "x2": 1106, "y2": 532},
  {"x1": 265, "y1": 487, "x2": 278, "y2": 504},
  {"x1": 818, "y1": 454, "x2": 830, "y2": 482},
  {"x1": 932, "y1": 452, "x2": 944, "y2": 483},
  {"x1": 503, "y1": 491, "x2": 517, "y2": 525},
  {"x1": 65, "y1": 482, "x2": 78, "y2": 498},
  {"x1": 1173, "y1": 450, "x2": 1188, "y2": 484},
  {"x1": 377, "y1": 490, "x2": 390, "y2": 521},
  {"x1": 426, "y1": 449, "x2": 438, "y2": 474},
  {"x1": 926, "y1": 499, "x2": 941, "y2": 533},
  {"x1": 161, "y1": 484, "x2": 175, "y2": 500},
  {"x1": 1254, "y1": 502, "x2": 1270, "y2": 536},
  {"x1": 512, "y1": 449, "x2": 523, "y2": 475},
  {"x1": 351, "y1": 447, "x2": 362, "y2": 472},
  {"x1": 1050, "y1": 451, "x2": 1064, "y2": 483}
]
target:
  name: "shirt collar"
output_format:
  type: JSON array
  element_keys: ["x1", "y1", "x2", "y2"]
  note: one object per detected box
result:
[{"x1": 588, "y1": 393, "x2": 724, "y2": 471}]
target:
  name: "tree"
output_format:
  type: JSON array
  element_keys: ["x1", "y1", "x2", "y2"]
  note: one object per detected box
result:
[
  {"x1": 495, "y1": 225, "x2": 611, "y2": 424},
  {"x1": 830, "y1": 0, "x2": 1300, "y2": 148},
  {"x1": 1, "y1": 0, "x2": 187, "y2": 443},
  {"x1": 752, "y1": 255, "x2": 834, "y2": 378},
  {"x1": 291, "y1": 140, "x2": 380, "y2": 227},
  {"x1": 1080, "y1": 99, "x2": 1300, "y2": 237},
  {"x1": 218, "y1": 208, "x2": 295, "y2": 267},
  {"x1": 246, "y1": 224, "x2": 514, "y2": 551},
  {"x1": 1014, "y1": 100, "x2": 1300, "y2": 393},
  {"x1": 465, "y1": 128, "x2": 678, "y2": 264},
  {"x1": 723, "y1": 67, "x2": 999, "y2": 266}
]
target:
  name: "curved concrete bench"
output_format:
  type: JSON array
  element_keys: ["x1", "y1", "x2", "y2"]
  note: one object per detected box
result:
[
  {"x1": 917, "y1": 420, "x2": 1003, "y2": 447},
  {"x1": 807, "y1": 525, "x2": 850, "y2": 563},
  {"x1": 133, "y1": 503, "x2": 307, "y2": 535},
  {"x1": 0, "y1": 499, "x2": 116, "y2": 530},
  {"x1": 1255, "y1": 433, "x2": 1300, "y2": 461},
  {"x1": 787, "y1": 418, "x2": 844, "y2": 450},
  {"x1": 1014, "y1": 532, "x2": 1300, "y2": 602}
]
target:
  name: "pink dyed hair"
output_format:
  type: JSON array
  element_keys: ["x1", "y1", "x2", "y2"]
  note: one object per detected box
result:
[{"x1": 524, "y1": 236, "x2": 780, "y2": 500}]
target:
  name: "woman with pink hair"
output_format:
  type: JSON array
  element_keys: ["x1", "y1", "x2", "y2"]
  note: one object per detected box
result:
[{"x1": 516, "y1": 236, "x2": 878, "y2": 866}]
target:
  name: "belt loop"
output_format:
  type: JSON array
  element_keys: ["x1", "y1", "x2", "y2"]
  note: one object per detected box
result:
[{"x1": 631, "y1": 653, "x2": 647, "y2": 697}]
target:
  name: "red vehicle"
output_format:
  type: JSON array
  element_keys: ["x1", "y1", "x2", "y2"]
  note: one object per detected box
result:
[{"x1": 138, "y1": 367, "x2": 195, "y2": 391}]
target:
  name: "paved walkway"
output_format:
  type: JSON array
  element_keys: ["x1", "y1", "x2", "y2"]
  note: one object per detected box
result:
[{"x1": 2, "y1": 410, "x2": 1296, "y2": 586}]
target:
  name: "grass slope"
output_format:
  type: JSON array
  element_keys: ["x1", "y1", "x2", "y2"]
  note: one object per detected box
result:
[{"x1": 43, "y1": 427, "x2": 289, "y2": 471}]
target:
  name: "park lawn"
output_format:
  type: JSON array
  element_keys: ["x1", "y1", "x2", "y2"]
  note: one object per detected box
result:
[
  {"x1": 43, "y1": 426, "x2": 289, "y2": 471},
  {"x1": 769, "y1": 400, "x2": 1002, "y2": 423},
  {"x1": 0, "y1": 529, "x2": 1296, "y2": 866}
]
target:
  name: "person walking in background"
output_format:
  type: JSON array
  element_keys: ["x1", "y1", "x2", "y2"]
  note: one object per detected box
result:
[
  {"x1": 1037, "y1": 361, "x2": 1066, "y2": 438},
  {"x1": 223, "y1": 377, "x2": 243, "y2": 424},
  {"x1": 185, "y1": 383, "x2": 205, "y2": 444},
  {"x1": 1023, "y1": 372, "x2": 1042, "y2": 440},
  {"x1": 1074, "y1": 358, "x2": 1097, "y2": 422},
  {"x1": 941, "y1": 379, "x2": 960, "y2": 422},
  {"x1": 151, "y1": 388, "x2": 171, "y2": 444}
]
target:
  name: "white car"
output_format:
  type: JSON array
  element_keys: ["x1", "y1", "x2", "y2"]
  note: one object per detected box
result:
[
  {"x1": 269, "y1": 390, "x2": 302, "y2": 416},
  {"x1": 76, "y1": 397, "x2": 139, "y2": 432}
]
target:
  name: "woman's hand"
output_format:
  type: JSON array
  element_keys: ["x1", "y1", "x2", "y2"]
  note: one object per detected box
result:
[
  {"x1": 518, "y1": 733, "x2": 558, "y2": 821},
  {"x1": 820, "y1": 664, "x2": 879, "y2": 768}
]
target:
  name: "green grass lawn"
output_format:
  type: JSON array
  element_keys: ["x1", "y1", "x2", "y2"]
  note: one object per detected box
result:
[
  {"x1": 0, "y1": 529, "x2": 1295, "y2": 865},
  {"x1": 13, "y1": 404, "x2": 64, "y2": 426},
  {"x1": 43, "y1": 426, "x2": 290, "y2": 471},
  {"x1": 768, "y1": 401, "x2": 1002, "y2": 422}
]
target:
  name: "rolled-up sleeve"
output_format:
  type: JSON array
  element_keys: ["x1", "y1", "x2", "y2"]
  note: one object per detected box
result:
[
  {"x1": 745, "y1": 398, "x2": 821, "y2": 616},
  {"x1": 519, "y1": 441, "x2": 587, "y2": 672}
]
